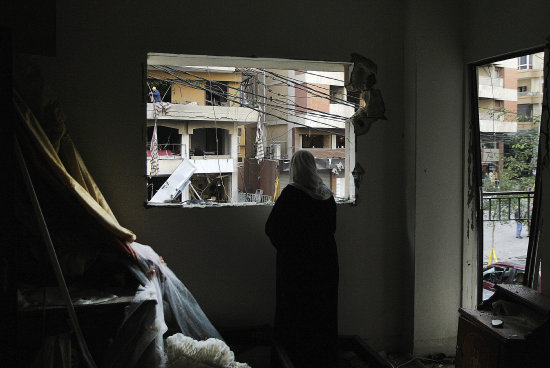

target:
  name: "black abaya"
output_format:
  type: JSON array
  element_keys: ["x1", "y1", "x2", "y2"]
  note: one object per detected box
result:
[{"x1": 265, "y1": 184, "x2": 339, "y2": 368}]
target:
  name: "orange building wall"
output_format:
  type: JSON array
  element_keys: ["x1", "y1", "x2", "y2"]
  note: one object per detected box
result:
[{"x1": 307, "y1": 83, "x2": 330, "y2": 113}]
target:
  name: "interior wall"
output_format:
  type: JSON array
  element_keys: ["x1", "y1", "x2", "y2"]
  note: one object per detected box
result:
[
  {"x1": 26, "y1": 0, "x2": 409, "y2": 353},
  {"x1": 464, "y1": 0, "x2": 550, "y2": 64},
  {"x1": 404, "y1": 0, "x2": 464, "y2": 356}
]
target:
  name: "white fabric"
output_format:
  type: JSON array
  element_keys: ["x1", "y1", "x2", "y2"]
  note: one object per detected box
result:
[
  {"x1": 110, "y1": 242, "x2": 224, "y2": 367},
  {"x1": 254, "y1": 115, "x2": 264, "y2": 162},
  {"x1": 166, "y1": 334, "x2": 250, "y2": 368},
  {"x1": 130, "y1": 242, "x2": 223, "y2": 342},
  {"x1": 288, "y1": 150, "x2": 333, "y2": 200},
  {"x1": 150, "y1": 121, "x2": 160, "y2": 177}
]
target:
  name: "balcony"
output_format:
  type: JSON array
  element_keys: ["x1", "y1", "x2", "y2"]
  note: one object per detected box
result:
[
  {"x1": 479, "y1": 120, "x2": 517, "y2": 133},
  {"x1": 478, "y1": 84, "x2": 517, "y2": 101},
  {"x1": 147, "y1": 103, "x2": 260, "y2": 123},
  {"x1": 478, "y1": 112, "x2": 505, "y2": 121},
  {"x1": 483, "y1": 191, "x2": 534, "y2": 222},
  {"x1": 329, "y1": 103, "x2": 355, "y2": 119},
  {"x1": 518, "y1": 91, "x2": 541, "y2": 97},
  {"x1": 479, "y1": 76, "x2": 503, "y2": 87},
  {"x1": 517, "y1": 69, "x2": 542, "y2": 79},
  {"x1": 288, "y1": 112, "x2": 347, "y2": 129},
  {"x1": 518, "y1": 91, "x2": 543, "y2": 105},
  {"x1": 146, "y1": 142, "x2": 235, "y2": 176}
]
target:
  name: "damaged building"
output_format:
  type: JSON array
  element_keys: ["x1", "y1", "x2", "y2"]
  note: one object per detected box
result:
[{"x1": 145, "y1": 57, "x2": 355, "y2": 205}]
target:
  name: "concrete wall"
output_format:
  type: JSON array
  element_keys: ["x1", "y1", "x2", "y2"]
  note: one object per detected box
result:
[
  {"x1": 26, "y1": 0, "x2": 408, "y2": 353},
  {"x1": 169, "y1": 71, "x2": 242, "y2": 105},
  {"x1": 404, "y1": 0, "x2": 464, "y2": 356}
]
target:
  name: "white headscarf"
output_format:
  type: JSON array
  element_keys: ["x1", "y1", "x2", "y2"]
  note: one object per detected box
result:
[{"x1": 288, "y1": 150, "x2": 333, "y2": 200}]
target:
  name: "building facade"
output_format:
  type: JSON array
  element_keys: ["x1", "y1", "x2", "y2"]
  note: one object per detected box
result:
[{"x1": 146, "y1": 57, "x2": 357, "y2": 204}]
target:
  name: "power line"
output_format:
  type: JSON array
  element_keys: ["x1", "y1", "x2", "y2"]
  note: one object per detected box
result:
[
  {"x1": 150, "y1": 66, "x2": 353, "y2": 121},
  {"x1": 148, "y1": 66, "x2": 349, "y2": 135},
  {"x1": 148, "y1": 73, "x2": 347, "y2": 133}
]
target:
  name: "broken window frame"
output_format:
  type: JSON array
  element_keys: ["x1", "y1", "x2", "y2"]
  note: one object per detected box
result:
[
  {"x1": 469, "y1": 46, "x2": 546, "y2": 306},
  {"x1": 145, "y1": 53, "x2": 358, "y2": 207}
]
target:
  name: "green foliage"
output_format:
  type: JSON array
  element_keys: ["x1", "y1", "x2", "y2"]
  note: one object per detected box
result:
[{"x1": 483, "y1": 130, "x2": 538, "y2": 192}]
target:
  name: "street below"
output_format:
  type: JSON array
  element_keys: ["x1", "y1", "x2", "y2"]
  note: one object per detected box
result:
[{"x1": 483, "y1": 221, "x2": 530, "y2": 266}]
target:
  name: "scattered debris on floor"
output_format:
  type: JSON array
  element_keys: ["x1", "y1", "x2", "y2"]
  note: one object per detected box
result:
[
  {"x1": 339, "y1": 350, "x2": 371, "y2": 368},
  {"x1": 384, "y1": 352, "x2": 455, "y2": 368}
]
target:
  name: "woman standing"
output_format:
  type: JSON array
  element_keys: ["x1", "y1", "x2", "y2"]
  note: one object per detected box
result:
[{"x1": 265, "y1": 150, "x2": 339, "y2": 368}]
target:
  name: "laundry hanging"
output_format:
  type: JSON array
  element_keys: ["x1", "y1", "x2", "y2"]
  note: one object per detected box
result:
[
  {"x1": 255, "y1": 115, "x2": 264, "y2": 162},
  {"x1": 150, "y1": 120, "x2": 160, "y2": 177}
]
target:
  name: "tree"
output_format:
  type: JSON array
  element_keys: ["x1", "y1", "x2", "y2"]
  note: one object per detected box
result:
[{"x1": 482, "y1": 130, "x2": 538, "y2": 192}]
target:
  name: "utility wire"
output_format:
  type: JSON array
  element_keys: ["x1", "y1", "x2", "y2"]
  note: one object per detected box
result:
[
  {"x1": 255, "y1": 67, "x2": 359, "y2": 108},
  {"x1": 150, "y1": 66, "x2": 352, "y2": 122},
  {"x1": 148, "y1": 67, "x2": 348, "y2": 136},
  {"x1": 148, "y1": 73, "x2": 346, "y2": 134}
]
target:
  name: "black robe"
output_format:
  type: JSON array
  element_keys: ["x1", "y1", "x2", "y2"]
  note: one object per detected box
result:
[{"x1": 265, "y1": 184, "x2": 339, "y2": 368}]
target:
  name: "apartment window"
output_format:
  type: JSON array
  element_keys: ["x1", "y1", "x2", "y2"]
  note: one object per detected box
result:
[
  {"x1": 146, "y1": 53, "x2": 357, "y2": 207},
  {"x1": 337, "y1": 135, "x2": 345, "y2": 148},
  {"x1": 517, "y1": 104, "x2": 533, "y2": 121},
  {"x1": 205, "y1": 81, "x2": 228, "y2": 106},
  {"x1": 518, "y1": 86, "x2": 527, "y2": 93},
  {"x1": 329, "y1": 85, "x2": 345, "y2": 102},
  {"x1": 148, "y1": 79, "x2": 172, "y2": 103},
  {"x1": 518, "y1": 55, "x2": 533, "y2": 70},
  {"x1": 302, "y1": 134, "x2": 325, "y2": 148}
]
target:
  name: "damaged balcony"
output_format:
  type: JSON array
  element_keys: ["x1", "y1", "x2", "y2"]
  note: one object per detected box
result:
[{"x1": 146, "y1": 103, "x2": 260, "y2": 122}]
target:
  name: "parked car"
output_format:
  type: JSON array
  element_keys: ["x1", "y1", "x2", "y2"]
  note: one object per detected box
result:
[
  {"x1": 482, "y1": 262, "x2": 526, "y2": 300},
  {"x1": 482, "y1": 261, "x2": 542, "y2": 300}
]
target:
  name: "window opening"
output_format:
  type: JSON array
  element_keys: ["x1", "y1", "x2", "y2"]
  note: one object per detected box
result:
[
  {"x1": 301, "y1": 133, "x2": 326, "y2": 148},
  {"x1": 518, "y1": 55, "x2": 533, "y2": 70},
  {"x1": 146, "y1": 53, "x2": 357, "y2": 206},
  {"x1": 475, "y1": 51, "x2": 544, "y2": 301},
  {"x1": 147, "y1": 79, "x2": 172, "y2": 103}
]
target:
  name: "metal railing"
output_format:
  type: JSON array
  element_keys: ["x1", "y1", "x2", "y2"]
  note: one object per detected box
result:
[
  {"x1": 146, "y1": 143, "x2": 186, "y2": 158},
  {"x1": 518, "y1": 91, "x2": 541, "y2": 97},
  {"x1": 482, "y1": 191, "x2": 534, "y2": 222},
  {"x1": 238, "y1": 191, "x2": 272, "y2": 203}
]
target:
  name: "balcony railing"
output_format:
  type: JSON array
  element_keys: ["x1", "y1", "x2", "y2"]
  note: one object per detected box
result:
[
  {"x1": 146, "y1": 143, "x2": 186, "y2": 159},
  {"x1": 238, "y1": 191, "x2": 272, "y2": 203},
  {"x1": 478, "y1": 76, "x2": 503, "y2": 87},
  {"x1": 482, "y1": 191, "x2": 534, "y2": 222},
  {"x1": 518, "y1": 91, "x2": 541, "y2": 97}
]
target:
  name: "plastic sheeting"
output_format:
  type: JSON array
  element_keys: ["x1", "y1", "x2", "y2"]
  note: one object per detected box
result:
[
  {"x1": 130, "y1": 242, "x2": 223, "y2": 341},
  {"x1": 103, "y1": 242, "x2": 225, "y2": 367}
]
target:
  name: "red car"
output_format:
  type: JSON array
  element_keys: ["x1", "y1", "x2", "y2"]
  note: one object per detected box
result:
[{"x1": 482, "y1": 262, "x2": 525, "y2": 300}]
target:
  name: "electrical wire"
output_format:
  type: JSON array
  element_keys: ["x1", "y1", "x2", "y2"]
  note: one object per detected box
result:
[
  {"x1": 257, "y1": 67, "x2": 359, "y2": 108},
  {"x1": 150, "y1": 66, "x2": 352, "y2": 123},
  {"x1": 148, "y1": 68, "x2": 348, "y2": 136},
  {"x1": 150, "y1": 65, "x2": 355, "y2": 117},
  {"x1": 206, "y1": 66, "x2": 230, "y2": 202}
]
